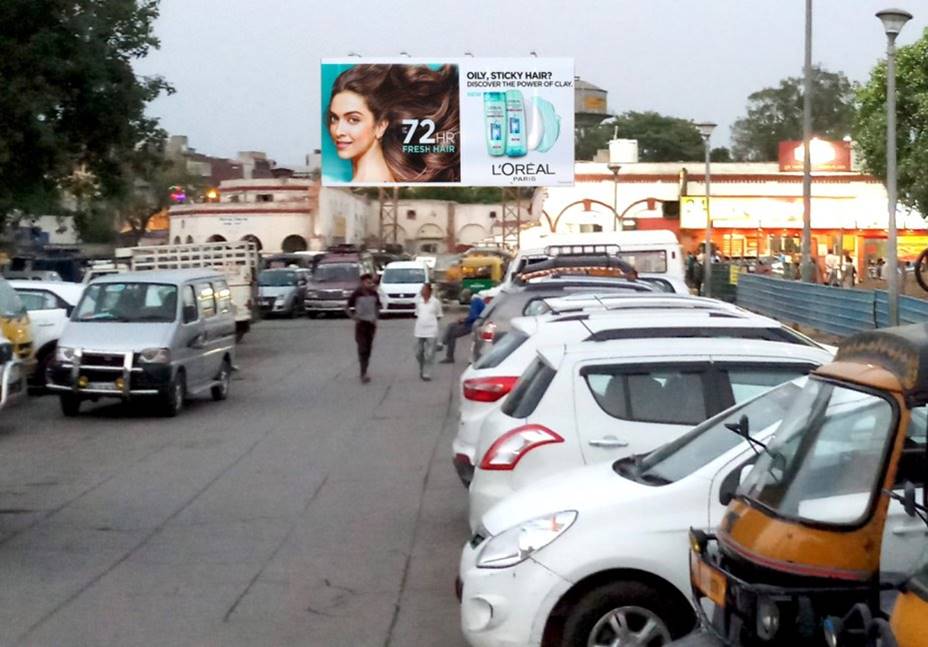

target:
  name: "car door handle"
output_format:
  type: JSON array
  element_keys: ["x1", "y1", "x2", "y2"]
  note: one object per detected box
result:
[
  {"x1": 588, "y1": 437, "x2": 629, "y2": 448},
  {"x1": 891, "y1": 524, "x2": 928, "y2": 536},
  {"x1": 38, "y1": 323, "x2": 55, "y2": 327}
]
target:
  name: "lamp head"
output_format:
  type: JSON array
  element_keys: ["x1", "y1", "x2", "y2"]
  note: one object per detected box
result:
[
  {"x1": 695, "y1": 122, "x2": 717, "y2": 140},
  {"x1": 876, "y1": 8, "x2": 913, "y2": 36}
]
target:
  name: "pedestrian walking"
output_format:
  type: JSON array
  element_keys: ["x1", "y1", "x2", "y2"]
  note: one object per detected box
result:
[
  {"x1": 345, "y1": 273, "x2": 381, "y2": 383},
  {"x1": 413, "y1": 283, "x2": 443, "y2": 380},
  {"x1": 439, "y1": 294, "x2": 485, "y2": 364}
]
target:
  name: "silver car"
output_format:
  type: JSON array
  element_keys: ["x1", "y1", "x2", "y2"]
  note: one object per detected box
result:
[{"x1": 47, "y1": 269, "x2": 236, "y2": 417}]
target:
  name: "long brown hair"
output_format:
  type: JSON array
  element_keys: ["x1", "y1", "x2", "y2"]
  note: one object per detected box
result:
[{"x1": 330, "y1": 64, "x2": 460, "y2": 182}]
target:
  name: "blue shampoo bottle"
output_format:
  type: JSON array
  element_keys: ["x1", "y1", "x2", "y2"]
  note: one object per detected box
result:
[
  {"x1": 504, "y1": 90, "x2": 527, "y2": 157},
  {"x1": 483, "y1": 92, "x2": 506, "y2": 157}
]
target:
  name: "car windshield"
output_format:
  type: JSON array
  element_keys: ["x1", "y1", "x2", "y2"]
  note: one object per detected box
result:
[
  {"x1": 738, "y1": 378, "x2": 896, "y2": 527},
  {"x1": 75, "y1": 283, "x2": 178, "y2": 323},
  {"x1": 623, "y1": 379, "x2": 806, "y2": 485},
  {"x1": 382, "y1": 268, "x2": 426, "y2": 284},
  {"x1": 0, "y1": 281, "x2": 26, "y2": 317},
  {"x1": 259, "y1": 270, "x2": 298, "y2": 286},
  {"x1": 314, "y1": 263, "x2": 359, "y2": 283}
]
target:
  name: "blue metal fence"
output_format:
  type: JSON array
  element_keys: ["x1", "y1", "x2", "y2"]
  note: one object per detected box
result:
[{"x1": 736, "y1": 274, "x2": 928, "y2": 336}]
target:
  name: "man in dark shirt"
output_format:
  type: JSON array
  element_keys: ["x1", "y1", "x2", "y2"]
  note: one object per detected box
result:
[
  {"x1": 439, "y1": 295, "x2": 485, "y2": 363},
  {"x1": 346, "y1": 274, "x2": 381, "y2": 383}
]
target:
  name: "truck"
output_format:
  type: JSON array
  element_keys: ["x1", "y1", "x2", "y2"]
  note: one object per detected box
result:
[{"x1": 117, "y1": 242, "x2": 259, "y2": 341}]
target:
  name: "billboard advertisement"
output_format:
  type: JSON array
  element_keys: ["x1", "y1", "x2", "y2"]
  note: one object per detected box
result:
[
  {"x1": 321, "y1": 57, "x2": 574, "y2": 187},
  {"x1": 777, "y1": 138, "x2": 852, "y2": 172}
]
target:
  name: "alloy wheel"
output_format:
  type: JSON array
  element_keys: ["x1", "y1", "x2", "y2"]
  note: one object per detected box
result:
[{"x1": 587, "y1": 605, "x2": 671, "y2": 647}]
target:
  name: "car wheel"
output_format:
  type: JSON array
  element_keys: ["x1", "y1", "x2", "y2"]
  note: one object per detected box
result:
[
  {"x1": 60, "y1": 394, "x2": 81, "y2": 417},
  {"x1": 557, "y1": 581, "x2": 690, "y2": 647},
  {"x1": 211, "y1": 359, "x2": 231, "y2": 401},
  {"x1": 161, "y1": 371, "x2": 186, "y2": 417},
  {"x1": 31, "y1": 348, "x2": 54, "y2": 390}
]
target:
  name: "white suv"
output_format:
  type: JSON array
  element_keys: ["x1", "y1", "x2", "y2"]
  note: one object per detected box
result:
[
  {"x1": 467, "y1": 337, "x2": 834, "y2": 529},
  {"x1": 453, "y1": 304, "x2": 830, "y2": 486},
  {"x1": 459, "y1": 377, "x2": 928, "y2": 647}
]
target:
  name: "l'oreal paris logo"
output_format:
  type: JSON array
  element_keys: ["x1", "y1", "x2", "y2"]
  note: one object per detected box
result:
[{"x1": 491, "y1": 162, "x2": 554, "y2": 176}]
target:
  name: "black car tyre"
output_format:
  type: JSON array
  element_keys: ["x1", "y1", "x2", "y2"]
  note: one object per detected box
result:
[
  {"x1": 161, "y1": 371, "x2": 185, "y2": 417},
  {"x1": 556, "y1": 581, "x2": 691, "y2": 647},
  {"x1": 211, "y1": 359, "x2": 231, "y2": 401},
  {"x1": 60, "y1": 394, "x2": 81, "y2": 417}
]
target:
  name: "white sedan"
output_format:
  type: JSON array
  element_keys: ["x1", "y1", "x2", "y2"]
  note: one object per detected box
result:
[{"x1": 10, "y1": 280, "x2": 84, "y2": 386}]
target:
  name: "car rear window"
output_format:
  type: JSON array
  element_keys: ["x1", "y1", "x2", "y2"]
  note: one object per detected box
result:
[
  {"x1": 502, "y1": 358, "x2": 556, "y2": 418},
  {"x1": 474, "y1": 330, "x2": 529, "y2": 369}
]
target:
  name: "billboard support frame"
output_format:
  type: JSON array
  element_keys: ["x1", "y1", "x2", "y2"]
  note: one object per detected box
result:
[{"x1": 500, "y1": 188, "x2": 521, "y2": 250}]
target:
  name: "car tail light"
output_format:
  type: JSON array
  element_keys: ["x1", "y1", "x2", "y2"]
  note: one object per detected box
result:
[
  {"x1": 479, "y1": 321, "x2": 497, "y2": 342},
  {"x1": 484, "y1": 296, "x2": 493, "y2": 304},
  {"x1": 479, "y1": 425, "x2": 563, "y2": 471},
  {"x1": 463, "y1": 376, "x2": 519, "y2": 402}
]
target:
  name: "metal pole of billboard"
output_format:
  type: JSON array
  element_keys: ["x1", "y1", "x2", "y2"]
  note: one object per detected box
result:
[
  {"x1": 608, "y1": 164, "x2": 621, "y2": 232},
  {"x1": 878, "y1": 8, "x2": 913, "y2": 326},
  {"x1": 800, "y1": 0, "x2": 814, "y2": 283},
  {"x1": 378, "y1": 188, "x2": 385, "y2": 248},
  {"x1": 392, "y1": 187, "x2": 399, "y2": 245},
  {"x1": 696, "y1": 122, "x2": 716, "y2": 297}
]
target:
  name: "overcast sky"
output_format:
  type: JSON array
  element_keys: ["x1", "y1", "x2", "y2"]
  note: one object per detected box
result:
[{"x1": 133, "y1": 0, "x2": 926, "y2": 166}]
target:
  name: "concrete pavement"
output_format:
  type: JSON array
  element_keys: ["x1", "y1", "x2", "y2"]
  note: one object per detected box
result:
[{"x1": 0, "y1": 316, "x2": 470, "y2": 646}]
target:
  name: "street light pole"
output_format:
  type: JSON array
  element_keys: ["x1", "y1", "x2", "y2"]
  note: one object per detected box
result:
[
  {"x1": 877, "y1": 8, "x2": 913, "y2": 326},
  {"x1": 801, "y1": 0, "x2": 814, "y2": 282},
  {"x1": 696, "y1": 122, "x2": 717, "y2": 297},
  {"x1": 608, "y1": 163, "x2": 621, "y2": 232}
]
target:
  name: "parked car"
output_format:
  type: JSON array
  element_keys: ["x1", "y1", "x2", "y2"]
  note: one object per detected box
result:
[
  {"x1": 378, "y1": 261, "x2": 429, "y2": 314},
  {"x1": 470, "y1": 277, "x2": 655, "y2": 361},
  {"x1": 0, "y1": 276, "x2": 36, "y2": 378},
  {"x1": 257, "y1": 268, "x2": 309, "y2": 317},
  {"x1": 46, "y1": 270, "x2": 236, "y2": 417},
  {"x1": 460, "y1": 374, "x2": 928, "y2": 647},
  {"x1": 10, "y1": 280, "x2": 85, "y2": 387},
  {"x1": 453, "y1": 305, "x2": 832, "y2": 486},
  {"x1": 467, "y1": 337, "x2": 834, "y2": 529},
  {"x1": 305, "y1": 250, "x2": 376, "y2": 316}
]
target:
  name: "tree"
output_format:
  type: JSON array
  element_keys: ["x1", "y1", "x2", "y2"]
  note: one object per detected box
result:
[
  {"x1": 575, "y1": 112, "x2": 705, "y2": 162},
  {"x1": 731, "y1": 66, "x2": 856, "y2": 161},
  {"x1": 0, "y1": 0, "x2": 172, "y2": 226},
  {"x1": 854, "y1": 28, "x2": 928, "y2": 218}
]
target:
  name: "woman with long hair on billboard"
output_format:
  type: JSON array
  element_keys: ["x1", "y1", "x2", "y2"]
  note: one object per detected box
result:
[{"x1": 327, "y1": 64, "x2": 460, "y2": 183}]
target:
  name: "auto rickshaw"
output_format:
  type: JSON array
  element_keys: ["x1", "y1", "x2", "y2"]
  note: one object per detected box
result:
[
  {"x1": 687, "y1": 322, "x2": 928, "y2": 646},
  {"x1": 458, "y1": 255, "x2": 505, "y2": 304},
  {"x1": 0, "y1": 277, "x2": 35, "y2": 376}
]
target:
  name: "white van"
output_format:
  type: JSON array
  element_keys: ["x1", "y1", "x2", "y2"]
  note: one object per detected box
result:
[
  {"x1": 494, "y1": 230, "x2": 687, "y2": 296},
  {"x1": 378, "y1": 261, "x2": 429, "y2": 313}
]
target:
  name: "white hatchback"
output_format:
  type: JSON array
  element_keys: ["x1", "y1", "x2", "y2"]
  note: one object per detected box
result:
[
  {"x1": 459, "y1": 377, "x2": 928, "y2": 647},
  {"x1": 453, "y1": 303, "x2": 830, "y2": 486},
  {"x1": 378, "y1": 261, "x2": 429, "y2": 314},
  {"x1": 467, "y1": 337, "x2": 834, "y2": 529}
]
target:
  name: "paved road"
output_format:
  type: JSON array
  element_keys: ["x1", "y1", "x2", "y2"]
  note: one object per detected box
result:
[{"x1": 0, "y1": 316, "x2": 470, "y2": 646}]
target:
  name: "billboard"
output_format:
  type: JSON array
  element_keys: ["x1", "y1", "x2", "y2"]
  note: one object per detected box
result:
[
  {"x1": 321, "y1": 57, "x2": 574, "y2": 187},
  {"x1": 778, "y1": 138, "x2": 852, "y2": 172}
]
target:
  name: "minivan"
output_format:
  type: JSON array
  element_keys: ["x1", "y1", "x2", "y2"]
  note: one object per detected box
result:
[{"x1": 47, "y1": 269, "x2": 236, "y2": 417}]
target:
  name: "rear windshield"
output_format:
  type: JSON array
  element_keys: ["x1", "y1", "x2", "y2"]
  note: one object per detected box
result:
[
  {"x1": 315, "y1": 263, "x2": 359, "y2": 283},
  {"x1": 502, "y1": 358, "x2": 556, "y2": 418},
  {"x1": 474, "y1": 330, "x2": 529, "y2": 369}
]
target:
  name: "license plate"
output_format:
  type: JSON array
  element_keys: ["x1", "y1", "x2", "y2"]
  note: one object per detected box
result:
[
  {"x1": 86, "y1": 381, "x2": 120, "y2": 391},
  {"x1": 691, "y1": 552, "x2": 727, "y2": 608}
]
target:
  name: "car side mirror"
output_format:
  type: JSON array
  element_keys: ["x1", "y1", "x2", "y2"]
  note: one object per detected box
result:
[
  {"x1": 183, "y1": 305, "x2": 198, "y2": 323},
  {"x1": 719, "y1": 461, "x2": 755, "y2": 506}
]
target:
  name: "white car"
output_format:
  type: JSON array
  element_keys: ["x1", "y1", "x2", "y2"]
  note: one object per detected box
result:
[
  {"x1": 10, "y1": 280, "x2": 85, "y2": 386},
  {"x1": 378, "y1": 261, "x2": 429, "y2": 314},
  {"x1": 458, "y1": 376, "x2": 928, "y2": 647},
  {"x1": 467, "y1": 337, "x2": 834, "y2": 529},
  {"x1": 452, "y1": 303, "x2": 829, "y2": 486}
]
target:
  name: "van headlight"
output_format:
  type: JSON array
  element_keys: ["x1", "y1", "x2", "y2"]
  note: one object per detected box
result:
[
  {"x1": 56, "y1": 346, "x2": 78, "y2": 362},
  {"x1": 476, "y1": 510, "x2": 577, "y2": 569},
  {"x1": 138, "y1": 348, "x2": 171, "y2": 363}
]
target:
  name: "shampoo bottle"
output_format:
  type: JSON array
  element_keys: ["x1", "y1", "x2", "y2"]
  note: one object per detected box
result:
[
  {"x1": 483, "y1": 92, "x2": 506, "y2": 157},
  {"x1": 504, "y1": 90, "x2": 527, "y2": 157}
]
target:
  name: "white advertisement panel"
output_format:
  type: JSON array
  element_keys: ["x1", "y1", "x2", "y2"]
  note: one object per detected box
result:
[{"x1": 321, "y1": 57, "x2": 574, "y2": 187}]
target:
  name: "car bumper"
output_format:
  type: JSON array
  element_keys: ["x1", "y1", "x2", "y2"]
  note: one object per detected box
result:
[
  {"x1": 384, "y1": 300, "x2": 416, "y2": 311},
  {"x1": 468, "y1": 471, "x2": 514, "y2": 532},
  {"x1": 47, "y1": 361, "x2": 172, "y2": 398},
  {"x1": 459, "y1": 538, "x2": 571, "y2": 647},
  {"x1": 305, "y1": 299, "x2": 347, "y2": 311},
  {"x1": 259, "y1": 302, "x2": 292, "y2": 313},
  {"x1": 0, "y1": 361, "x2": 26, "y2": 410}
]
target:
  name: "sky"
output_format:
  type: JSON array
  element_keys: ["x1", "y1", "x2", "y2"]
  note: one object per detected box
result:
[{"x1": 133, "y1": 0, "x2": 927, "y2": 167}]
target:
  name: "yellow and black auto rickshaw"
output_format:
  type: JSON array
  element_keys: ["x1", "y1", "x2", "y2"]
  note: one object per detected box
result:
[
  {"x1": 688, "y1": 323, "x2": 928, "y2": 646},
  {"x1": 0, "y1": 277, "x2": 34, "y2": 375},
  {"x1": 458, "y1": 255, "x2": 506, "y2": 304}
]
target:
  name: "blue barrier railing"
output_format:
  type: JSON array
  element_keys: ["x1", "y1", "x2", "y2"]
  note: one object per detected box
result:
[{"x1": 736, "y1": 274, "x2": 928, "y2": 336}]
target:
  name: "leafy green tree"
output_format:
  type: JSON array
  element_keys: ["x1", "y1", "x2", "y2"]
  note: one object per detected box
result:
[
  {"x1": 0, "y1": 0, "x2": 172, "y2": 227},
  {"x1": 731, "y1": 66, "x2": 856, "y2": 161},
  {"x1": 854, "y1": 28, "x2": 928, "y2": 218},
  {"x1": 575, "y1": 112, "x2": 705, "y2": 162}
]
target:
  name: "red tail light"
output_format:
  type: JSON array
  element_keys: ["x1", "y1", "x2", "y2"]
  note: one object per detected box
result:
[
  {"x1": 479, "y1": 425, "x2": 563, "y2": 471},
  {"x1": 463, "y1": 376, "x2": 519, "y2": 402},
  {"x1": 479, "y1": 321, "x2": 497, "y2": 342}
]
